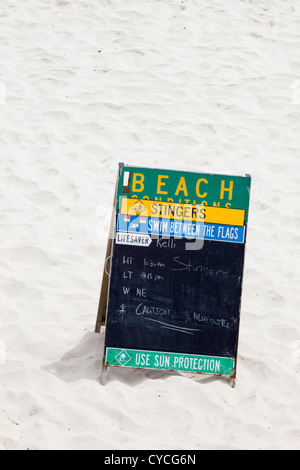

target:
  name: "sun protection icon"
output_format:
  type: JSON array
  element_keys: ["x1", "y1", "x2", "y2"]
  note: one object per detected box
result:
[{"x1": 115, "y1": 350, "x2": 131, "y2": 366}]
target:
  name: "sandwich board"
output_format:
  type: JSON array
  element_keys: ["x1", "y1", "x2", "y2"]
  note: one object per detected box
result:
[{"x1": 96, "y1": 163, "x2": 251, "y2": 386}]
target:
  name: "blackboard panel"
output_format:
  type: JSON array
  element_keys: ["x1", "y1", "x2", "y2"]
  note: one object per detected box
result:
[{"x1": 105, "y1": 233, "x2": 245, "y2": 359}]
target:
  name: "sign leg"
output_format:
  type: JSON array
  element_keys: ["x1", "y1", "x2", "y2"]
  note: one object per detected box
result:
[{"x1": 100, "y1": 360, "x2": 108, "y2": 386}]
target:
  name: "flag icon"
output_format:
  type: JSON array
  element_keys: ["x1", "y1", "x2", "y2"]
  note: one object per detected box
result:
[
  {"x1": 140, "y1": 217, "x2": 147, "y2": 223},
  {"x1": 124, "y1": 215, "x2": 130, "y2": 222}
]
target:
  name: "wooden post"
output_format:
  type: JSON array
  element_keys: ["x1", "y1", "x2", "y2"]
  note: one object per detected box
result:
[{"x1": 95, "y1": 236, "x2": 113, "y2": 332}]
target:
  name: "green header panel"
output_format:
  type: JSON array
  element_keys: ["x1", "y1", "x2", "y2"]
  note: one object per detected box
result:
[{"x1": 117, "y1": 165, "x2": 251, "y2": 223}]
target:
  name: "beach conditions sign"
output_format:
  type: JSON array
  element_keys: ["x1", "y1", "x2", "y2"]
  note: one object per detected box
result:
[{"x1": 96, "y1": 164, "x2": 251, "y2": 386}]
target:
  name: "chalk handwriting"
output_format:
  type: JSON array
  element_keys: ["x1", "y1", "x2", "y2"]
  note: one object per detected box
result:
[
  {"x1": 136, "y1": 303, "x2": 170, "y2": 316},
  {"x1": 123, "y1": 270, "x2": 133, "y2": 279},
  {"x1": 145, "y1": 318, "x2": 202, "y2": 335},
  {"x1": 118, "y1": 304, "x2": 126, "y2": 316},
  {"x1": 144, "y1": 258, "x2": 165, "y2": 268},
  {"x1": 171, "y1": 256, "x2": 229, "y2": 278},
  {"x1": 139, "y1": 271, "x2": 152, "y2": 281},
  {"x1": 139, "y1": 271, "x2": 164, "y2": 282},
  {"x1": 155, "y1": 238, "x2": 176, "y2": 249},
  {"x1": 136, "y1": 288, "x2": 146, "y2": 297},
  {"x1": 193, "y1": 313, "x2": 238, "y2": 329}
]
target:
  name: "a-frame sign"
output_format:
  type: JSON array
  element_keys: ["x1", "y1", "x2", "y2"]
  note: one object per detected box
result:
[{"x1": 96, "y1": 163, "x2": 251, "y2": 387}]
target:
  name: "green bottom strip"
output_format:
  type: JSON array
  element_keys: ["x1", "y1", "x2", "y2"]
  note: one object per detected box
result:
[{"x1": 105, "y1": 347, "x2": 235, "y2": 376}]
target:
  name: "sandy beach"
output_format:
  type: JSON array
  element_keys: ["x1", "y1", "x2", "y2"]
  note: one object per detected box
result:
[{"x1": 0, "y1": 0, "x2": 299, "y2": 450}]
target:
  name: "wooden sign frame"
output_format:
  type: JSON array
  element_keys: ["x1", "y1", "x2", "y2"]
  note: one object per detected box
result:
[{"x1": 95, "y1": 164, "x2": 121, "y2": 334}]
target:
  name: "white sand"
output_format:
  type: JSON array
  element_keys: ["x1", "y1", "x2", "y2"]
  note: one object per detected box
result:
[{"x1": 0, "y1": 0, "x2": 299, "y2": 450}]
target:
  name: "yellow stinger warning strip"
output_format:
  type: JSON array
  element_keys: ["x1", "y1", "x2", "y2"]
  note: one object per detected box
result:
[{"x1": 120, "y1": 198, "x2": 245, "y2": 227}]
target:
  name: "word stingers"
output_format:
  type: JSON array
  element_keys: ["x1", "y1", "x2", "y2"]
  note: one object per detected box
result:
[{"x1": 151, "y1": 202, "x2": 206, "y2": 221}]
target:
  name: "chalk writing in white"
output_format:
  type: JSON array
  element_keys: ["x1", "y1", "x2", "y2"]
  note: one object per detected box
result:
[
  {"x1": 118, "y1": 304, "x2": 126, "y2": 316},
  {"x1": 145, "y1": 318, "x2": 202, "y2": 336},
  {"x1": 171, "y1": 257, "x2": 229, "y2": 278},
  {"x1": 193, "y1": 313, "x2": 238, "y2": 329},
  {"x1": 144, "y1": 258, "x2": 165, "y2": 268},
  {"x1": 123, "y1": 270, "x2": 133, "y2": 279},
  {"x1": 139, "y1": 271, "x2": 164, "y2": 282},
  {"x1": 136, "y1": 288, "x2": 146, "y2": 297},
  {"x1": 155, "y1": 238, "x2": 176, "y2": 249},
  {"x1": 136, "y1": 303, "x2": 170, "y2": 316}
]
